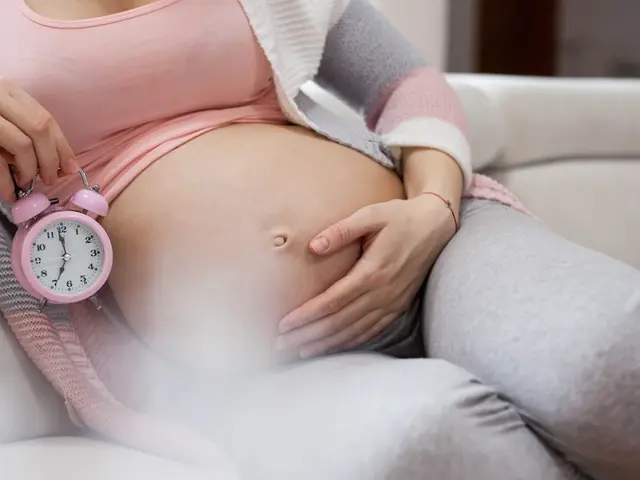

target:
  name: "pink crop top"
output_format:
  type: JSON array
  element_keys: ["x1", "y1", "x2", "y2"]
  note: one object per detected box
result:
[{"x1": 0, "y1": 0, "x2": 287, "y2": 202}]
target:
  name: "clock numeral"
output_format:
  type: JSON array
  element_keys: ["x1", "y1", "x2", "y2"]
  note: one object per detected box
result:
[
  {"x1": 80, "y1": 275, "x2": 88, "y2": 285},
  {"x1": 85, "y1": 236, "x2": 94, "y2": 244},
  {"x1": 36, "y1": 244, "x2": 46, "y2": 252},
  {"x1": 57, "y1": 226, "x2": 67, "y2": 234},
  {"x1": 40, "y1": 270, "x2": 48, "y2": 277},
  {"x1": 52, "y1": 279, "x2": 58, "y2": 286},
  {"x1": 46, "y1": 231, "x2": 55, "y2": 239},
  {"x1": 90, "y1": 249, "x2": 101, "y2": 257},
  {"x1": 66, "y1": 280, "x2": 73, "y2": 288},
  {"x1": 76, "y1": 227, "x2": 80, "y2": 235},
  {"x1": 34, "y1": 257, "x2": 42, "y2": 265},
  {"x1": 88, "y1": 263, "x2": 97, "y2": 272}
]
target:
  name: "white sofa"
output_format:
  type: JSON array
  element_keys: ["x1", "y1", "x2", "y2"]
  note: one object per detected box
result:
[
  {"x1": 450, "y1": 74, "x2": 640, "y2": 270},
  {"x1": 2, "y1": 75, "x2": 639, "y2": 479}
]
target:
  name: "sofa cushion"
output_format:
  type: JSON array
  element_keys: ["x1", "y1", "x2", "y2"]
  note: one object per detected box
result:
[
  {"x1": 0, "y1": 437, "x2": 211, "y2": 480},
  {"x1": 491, "y1": 158, "x2": 640, "y2": 270}
]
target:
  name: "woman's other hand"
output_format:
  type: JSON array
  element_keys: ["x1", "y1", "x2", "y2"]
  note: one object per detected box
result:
[
  {"x1": 0, "y1": 76, "x2": 77, "y2": 201},
  {"x1": 276, "y1": 194, "x2": 457, "y2": 358}
]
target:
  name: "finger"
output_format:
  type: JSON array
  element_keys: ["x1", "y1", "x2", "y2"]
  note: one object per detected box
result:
[
  {"x1": 337, "y1": 312, "x2": 398, "y2": 352},
  {"x1": 0, "y1": 116, "x2": 38, "y2": 186},
  {"x1": 31, "y1": 126, "x2": 60, "y2": 185},
  {"x1": 53, "y1": 123, "x2": 78, "y2": 176},
  {"x1": 298, "y1": 308, "x2": 388, "y2": 359},
  {"x1": 0, "y1": 82, "x2": 62, "y2": 184},
  {"x1": 0, "y1": 78, "x2": 51, "y2": 134},
  {"x1": 279, "y1": 261, "x2": 372, "y2": 333},
  {"x1": 277, "y1": 293, "x2": 380, "y2": 352},
  {"x1": 0, "y1": 153, "x2": 16, "y2": 202},
  {"x1": 310, "y1": 203, "x2": 387, "y2": 255},
  {"x1": 337, "y1": 277, "x2": 424, "y2": 352}
]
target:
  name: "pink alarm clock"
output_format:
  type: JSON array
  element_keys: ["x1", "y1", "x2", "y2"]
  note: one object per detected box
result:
[{"x1": 10, "y1": 169, "x2": 113, "y2": 305}]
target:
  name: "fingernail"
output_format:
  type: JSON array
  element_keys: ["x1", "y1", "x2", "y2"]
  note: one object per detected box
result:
[
  {"x1": 310, "y1": 237, "x2": 329, "y2": 253},
  {"x1": 279, "y1": 320, "x2": 296, "y2": 334}
]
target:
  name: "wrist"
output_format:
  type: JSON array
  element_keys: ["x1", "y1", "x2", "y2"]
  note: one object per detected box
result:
[
  {"x1": 402, "y1": 147, "x2": 464, "y2": 214},
  {"x1": 407, "y1": 195, "x2": 459, "y2": 247},
  {"x1": 417, "y1": 191, "x2": 459, "y2": 231}
]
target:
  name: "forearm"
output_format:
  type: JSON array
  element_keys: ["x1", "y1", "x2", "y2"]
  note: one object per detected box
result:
[{"x1": 402, "y1": 147, "x2": 464, "y2": 214}]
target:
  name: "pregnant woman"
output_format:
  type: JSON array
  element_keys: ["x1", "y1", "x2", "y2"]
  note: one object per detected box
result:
[{"x1": 0, "y1": 0, "x2": 638, "y2": 479}]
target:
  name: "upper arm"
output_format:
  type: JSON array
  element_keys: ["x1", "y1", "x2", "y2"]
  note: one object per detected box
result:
[
  {"x1": 315, "y1": 0, "x2": 472, "y2": 185},
  {"x1": 317, "y1": 0, "x2": 426, "y2": 124}
]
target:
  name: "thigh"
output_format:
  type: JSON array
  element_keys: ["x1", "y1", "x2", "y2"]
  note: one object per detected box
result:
[
  {"x1": 201, "y1": 354, "x2": 580, "y2": 480},
  {"x1": 423, "y1": 199, "x2": 640, "y2": 479}
]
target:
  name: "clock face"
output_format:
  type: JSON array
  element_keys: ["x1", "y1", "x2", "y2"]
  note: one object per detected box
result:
[{"x1": 29, "y1": 219, "x2": 105, "y2": 295}]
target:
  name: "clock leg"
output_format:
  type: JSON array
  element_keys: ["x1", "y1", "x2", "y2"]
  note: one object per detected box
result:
[{"x1": 37, "y1": 299, "x2": 48, "y2": 312}]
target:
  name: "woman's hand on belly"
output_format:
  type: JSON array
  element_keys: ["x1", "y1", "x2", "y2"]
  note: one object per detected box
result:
[
  {"x1": 0, "y1": 77, "x2": 77, "y2": 199},
  {"x1": 277, "y1": 194, "x2": 458, "y2": 358}
]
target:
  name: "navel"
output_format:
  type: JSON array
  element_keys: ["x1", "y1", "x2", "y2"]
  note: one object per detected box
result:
[{"x1": 272, "y1": 233, "x2": 289, "y2": 248}]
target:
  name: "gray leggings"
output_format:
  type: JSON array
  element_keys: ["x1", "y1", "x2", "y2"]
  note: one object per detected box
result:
[
  {"x1": 197, "y1": 200, "x2": 638, "y2": 480},
  {"x1": 423, "y1": 199, "x2": 640, "y2": 480}
]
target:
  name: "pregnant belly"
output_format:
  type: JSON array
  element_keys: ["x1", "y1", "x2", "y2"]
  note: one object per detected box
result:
[{"x1": 101, "y1": 124, "x2": 404, "y2": 373}]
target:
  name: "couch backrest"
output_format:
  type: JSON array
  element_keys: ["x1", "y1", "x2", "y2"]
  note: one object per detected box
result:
[{"x1": 449, "y1": 74, "x2": 640, "y2": 270}]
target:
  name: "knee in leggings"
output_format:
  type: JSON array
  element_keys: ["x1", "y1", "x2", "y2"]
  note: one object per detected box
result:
[
  {"x1": 530, "y1": 297, "x2": 640, "y2": 480},
  {"x1": 384, "y1": 361, "x2": 574, "y2": 480}
]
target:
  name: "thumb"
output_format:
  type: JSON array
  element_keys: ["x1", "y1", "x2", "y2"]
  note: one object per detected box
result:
[{"x1": 310, "y1": 204, "x2": 387, "y2": 255}]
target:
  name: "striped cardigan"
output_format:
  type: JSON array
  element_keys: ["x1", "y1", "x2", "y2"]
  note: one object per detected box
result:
[
  {"x1": 241, "y1": 0, "x2": 473, "y2": 185},
  {"x1": 241, "y1": 0, "x2": 471, "y2": 185},
  {"x1": 238, "y1": 0, "x2": 528, "y2": 211}
]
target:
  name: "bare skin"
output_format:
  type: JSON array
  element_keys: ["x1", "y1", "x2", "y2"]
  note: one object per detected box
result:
[
  {"x1": 100, "y1": 124, "x2": 404, "y2": 372},
  {"x1": 23, "y1": 0, "x2": 162, "y2": 21}
]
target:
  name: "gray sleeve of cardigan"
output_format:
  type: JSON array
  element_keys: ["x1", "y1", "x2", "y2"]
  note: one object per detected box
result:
[
  {"x1": 315, "y1": 0, "x2": 430, "y2": 122},
  {"x1": 315, "y1": 0, "x2": 472, "y2": 186}
]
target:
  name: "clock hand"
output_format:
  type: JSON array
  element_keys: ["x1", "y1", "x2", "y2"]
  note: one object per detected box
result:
[
  {"x1": 53, "y1": 252, "x2": 69, "y2": 287},
  {"x1": 57, "y1": 227, "x2": 68, "y2": 256},
  {"x1": 54, "y1": 261, "x2": 66, "y2": 285}
]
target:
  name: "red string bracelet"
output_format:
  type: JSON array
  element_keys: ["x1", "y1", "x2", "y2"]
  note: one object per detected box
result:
[{"x1": 420, "y1": 191, "x2": 459, "y2": 232}]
